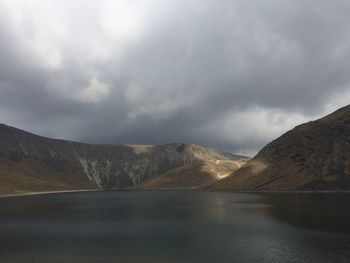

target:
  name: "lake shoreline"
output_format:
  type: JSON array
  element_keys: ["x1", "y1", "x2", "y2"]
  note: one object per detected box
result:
[
  {"x1": 203, "y1": 189, "x2": 350, "y2": 194},
  {"x1": 0, "y1": 189, "x2": 103, "y2": 199},
  {"x1": 1, "y1": 187, "x2": 350, "y2": 199}
]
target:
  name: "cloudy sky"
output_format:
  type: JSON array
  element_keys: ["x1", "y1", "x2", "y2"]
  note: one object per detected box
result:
[{"x1": 0, "y1": 0, "x2": 350, "y2": 155}]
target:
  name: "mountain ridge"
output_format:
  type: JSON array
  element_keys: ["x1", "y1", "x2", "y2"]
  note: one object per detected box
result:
[
  {"x1": 0, "y1": 123, "x2": 246, "y2": 194},
  {"x1": 209, "y1": 104, "x2": 350, "y2": 191}
]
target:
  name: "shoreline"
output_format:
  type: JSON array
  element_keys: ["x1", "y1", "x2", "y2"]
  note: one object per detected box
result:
[
  {"x1": 0, "y1": 189, "x2": 103, "y2": 199},
  {"x1": 1, "y1": 188, "x2": 350, "y2": 199},
  {"x1": 202, "y1": 189, "x2": 350, "y2": 194}
]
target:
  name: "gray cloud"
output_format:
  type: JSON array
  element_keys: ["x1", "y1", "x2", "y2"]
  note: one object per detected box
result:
[{"x1": 0, "y1": 0, "x2": 350, "y2": 155}]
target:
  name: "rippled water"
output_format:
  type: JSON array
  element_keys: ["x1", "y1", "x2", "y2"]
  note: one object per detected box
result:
[{"x1": 0, "y1": 190, "x2": 350, "y2": 262}]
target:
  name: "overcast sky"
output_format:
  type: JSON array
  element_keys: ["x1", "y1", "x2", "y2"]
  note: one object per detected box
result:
[{"x1": 0, "y1": 0, "x2": 350, "y2": 155}]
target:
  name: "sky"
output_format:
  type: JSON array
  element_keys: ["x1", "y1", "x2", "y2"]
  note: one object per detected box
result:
[{"x1": 0, "y1": 0, "x2": 350, "y2": 155}]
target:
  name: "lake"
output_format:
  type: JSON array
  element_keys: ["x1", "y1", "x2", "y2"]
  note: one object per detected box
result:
[{"x1": 0, "y1": 190, "x2": 349, "y2": 262}]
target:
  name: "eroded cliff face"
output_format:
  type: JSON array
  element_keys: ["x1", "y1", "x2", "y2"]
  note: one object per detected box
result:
[
  {"x1": 70, "y1": 143, "x2": 240, "y2": 189},
  {"x1": 0, "y1": 124, "x2": 242, "y2": 192}
]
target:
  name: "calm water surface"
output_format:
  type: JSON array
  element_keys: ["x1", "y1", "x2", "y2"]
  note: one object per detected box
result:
[{"x1": 0, "y1": 190, "x2": 350, "y2": 262}]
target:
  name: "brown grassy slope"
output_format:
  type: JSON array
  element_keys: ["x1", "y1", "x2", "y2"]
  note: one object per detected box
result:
[
  {"x1": 209, "y1": 104, "x2": 350, "y2": 191},
  {"x1": 0, "y1": 160, "x2": 92, "y2": 195},
  {"x1": 138, "y1": 160, "x2": 245, "y2": 189},
  {"x1": 0, "y1": 125, "x2": 92, "y2": 195}
]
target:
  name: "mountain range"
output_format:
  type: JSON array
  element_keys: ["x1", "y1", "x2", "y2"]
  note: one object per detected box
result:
[
  {"x1": 1, "y1": 104, "x2": 350, "y2": 195},
  {"x1": 0, "y1": 123, "x2": 246, "y2": 195}
]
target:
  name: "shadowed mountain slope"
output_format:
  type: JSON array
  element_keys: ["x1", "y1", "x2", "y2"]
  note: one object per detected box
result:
[{"x1": 210, "y1": 105, "x2": 350, "y2": 191}]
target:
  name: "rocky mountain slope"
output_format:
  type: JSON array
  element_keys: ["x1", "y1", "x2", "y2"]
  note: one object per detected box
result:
[
  {"x1": 138, "y1": 159, "x2": 247, "y2": 189},
  {"x1": 0, "y1": 124, "x2": 242, "y2": 194},
  {"x1": 210, "y1": 105, "x2": 350, "y2": 191}
]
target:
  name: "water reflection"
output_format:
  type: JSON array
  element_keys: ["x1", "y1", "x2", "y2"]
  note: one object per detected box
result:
[
  {"x1": 262, "y1": 193, "x2": 350, "y2": 234},
  {"x1": 0, "y1": 191, "x2": 349, "y2": 262}
]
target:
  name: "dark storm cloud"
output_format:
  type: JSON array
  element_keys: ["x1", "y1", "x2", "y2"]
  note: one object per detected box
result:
[{"x1": 0, "y1": 0, "x2": 350, "y2": 155}]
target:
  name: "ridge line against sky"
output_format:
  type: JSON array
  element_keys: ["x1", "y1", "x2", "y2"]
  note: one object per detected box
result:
[{"x1": 0, "y1": 0, "x2": 349, "y2": 155}]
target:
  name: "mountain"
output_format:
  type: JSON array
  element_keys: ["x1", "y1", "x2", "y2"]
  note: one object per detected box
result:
[
  {"x1": 0, "y1": 124, "x2": 242, "y2": 194},
  {"x1": 209, "y1": 105, "x2": 350, "y2": 191},
  {"x1": 138, "y1": 159, "x2": 247, "y2": 189}
]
